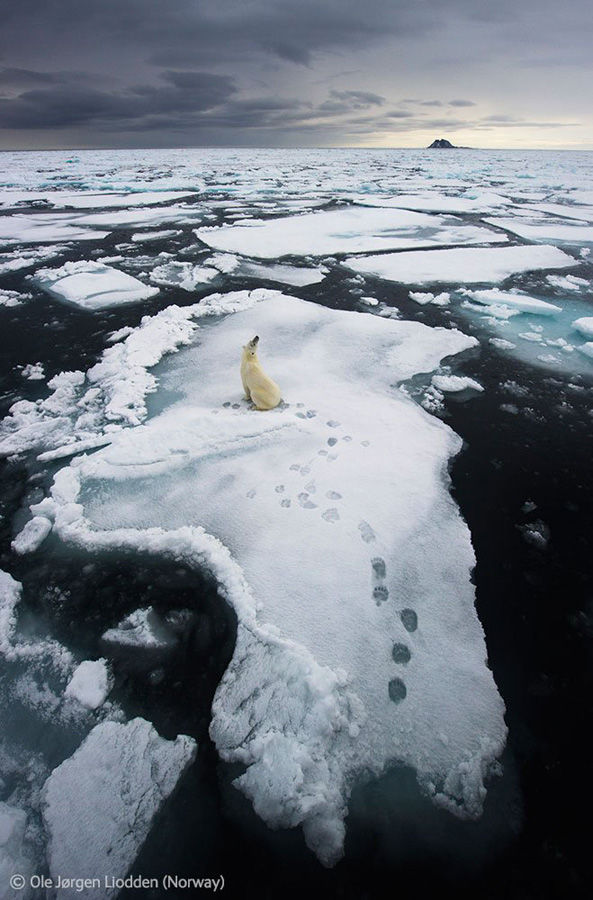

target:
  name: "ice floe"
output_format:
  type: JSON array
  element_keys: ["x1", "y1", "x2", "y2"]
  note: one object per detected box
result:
[
  {"x1": 33, "y1": 261, "x2": 159, "y2": 311},
  {"x1": 0, "y1": 802, "x2": 35, "y2": 899},
  {"x1": 149, "y1": 261, "x2": 219, "y2": 291},
  {"x1": 196, "y1": 206, "x2": 507, "y2": 259},
  {"x1": 485, "y1": 216, "x2": 593, "y2": 243},
  {"x1": 64, "y1": 660, "x2": 112, "y2": 710},
  {"x1": 572, "y1": 317, "x2": 593, "y2": 338},
  {"x1": 462, "y1": 289, "x2": 562, "y2": 317},
  {"x1": 42, "y1": 719, "x2": 196, "y2": 896},
  {"x1": 37, "y1": 292, "x2": 506, "y2": 866},
  {"x1": 345, "y1": 244, "x2": 576, "y2": 285},
  {"x1": 0, "y1": 215, "x2": 108, "y2": 247},
  {"x1": 431, "y1": 375, "x2": 484, "y2": 393},
  {"x1": 11, "y1": 517, "x2": 52, "y2": 555}
]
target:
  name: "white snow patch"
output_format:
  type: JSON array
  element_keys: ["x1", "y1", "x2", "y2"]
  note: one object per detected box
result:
[
  {"x1": 42, "y1": 719, "x2": 196, "y2": 896},
  {"x1": 409, "y1": 291, "x2": 450, "y2": 307}
]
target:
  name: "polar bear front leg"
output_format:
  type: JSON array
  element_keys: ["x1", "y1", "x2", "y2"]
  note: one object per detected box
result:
[{"x1": 241, "y1": 376, "x2": 251, "y2": 401}]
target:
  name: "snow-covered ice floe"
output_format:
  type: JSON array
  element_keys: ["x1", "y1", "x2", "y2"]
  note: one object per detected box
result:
[
  {"x1": 0, "y1": 801, "x2": 35, "y2": 899},
  {"x1": 0, "y1": 215, "x2": 108, "y2": 247},
  {"x1": 0, "y1": 189, "x2": 197, "y2": 210},
  {"x1": 35, "y1": 291, "x2": 507, "y2": 866},
  {"x1": 43, "y1": 719, "x2": 196, "y2": 898},
  {"x1": 484, "y1": 216, "x2": 593, "y2": 244},
  {"x1": 33, "y1": 261, "x2": 159, "y2": 311},
  {"x1": 64, "y1": 659, "x2": 112, "y2": 710},
  {"x1": 344, "y1": 244, "x2": 576, "y2": 285},
  {"x1": 195, "y1": 206, "x2": 507, "y2": 258},
  {"x1": 462, "y1": 289, "x2": 562, "y2": 317}
]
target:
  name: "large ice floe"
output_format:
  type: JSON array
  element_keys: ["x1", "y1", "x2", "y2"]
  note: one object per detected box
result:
[
  {"x1": 33, "y1": 290, "x2": 507, "y2": 866},
  {"x1": 344, "y1": 244, "x2": 575, "y2": 285},
  {"x1": 33, "y1": 261, "x2": 159, "y2": 311},
  {"x1": 43, "y1": 719, "x2": 196, "y2": 898},
  {"x1": 195, "y1": 205, "x2": 507, "y2": 258}
]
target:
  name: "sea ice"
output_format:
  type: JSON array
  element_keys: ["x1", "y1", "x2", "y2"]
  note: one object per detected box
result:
[
  {"x1": 431, "y1": 375, "x2": 484, "y2": 393},
  {"x1": 11, "y1": 516, "x2": 52, "y2": 555},
  {"x1": 42, "y1": 719, "x2": 196, "y2": 897},
  {"x1": 0, "y1": 245, "x2": 68, "y2": 275},
  {"x1": 344, "y1": 244, "x2": 575, "y2": 285},
  {"x1": 64, "y1": 659, "x2": 112, "y2": 710},
  {"x1": 195, "y1": 206, "x2": 507, "y2": 259},
  {"x1": 462, "y1": 289, "x2": 562, "y2": 317},
  {"x1": 572, "y1": 318, "x2": 593, "y2": 338},
  {"x1": 33, "y1": 261, "x2": 159, "y2": 311},
  {"x1": 409, "y1": 291, "x2": 450, "y2": 307},
  {"x1": 21, "y1": 363, "x2": 45, "y2": 381},
  {"x1": 149, "y1": 261, "x2": 219, "y2": 291},
  {"x1": 484, "y1": 216, "x2": 593, "y2": 243},
  {"x1": 41, "y1": 292, "x2": 506, "y2": 866},
  {"x1": 0, "y1": 215, "x2": 108, "y2": 246},
  {"x1": 102, "y1": 608, "x2": 177, "y2": 650},
  {"x1": 131, "y1": 229, "x2": 182, "y2": 242}
]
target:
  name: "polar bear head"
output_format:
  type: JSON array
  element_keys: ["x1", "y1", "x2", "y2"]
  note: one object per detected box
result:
[{"x1": 243, "y1": 335, "x2": 259, "y2": 359}]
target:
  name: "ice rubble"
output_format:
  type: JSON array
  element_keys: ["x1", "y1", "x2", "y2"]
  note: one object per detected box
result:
[
  {"x1": 462, "y1": 289, "x2": 562, "y2": 317},
  {"x1": 11, "y1": 516, "x2": 52, "y2": 555},
  {"x1": 36, "y1": 291, "x2": 506, "y2": 866},
  {"x1": 149, "y1": 260, "x2": 219, "y2": 291},
  {"x1": 195, "y1": 206, "x2": 507, "y2": 258},
  {"x1": 33, "y1": 261, "x2": 159, "y2": 311},
  {"x1": 345, "y1": 244, "x2": 576, "y2": 284},
  {"x1": 432, "y1": 375, "x2": 484, "y2": 393},
  {"x1": 43, "y1": 719, "x2": 196, "y2": 897},
  {"x1": 64, "y1": 659, "x2": 112, "y2": 710},
  {"x1": 0, "y1": 245, "x2": 68, "y2": 275}
]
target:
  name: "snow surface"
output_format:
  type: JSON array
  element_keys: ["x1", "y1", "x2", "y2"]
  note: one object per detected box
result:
[
  {"x1": 196, "y1": 206, "x2": 507, "y2": 259},
  {"x1": 42, "y1": 719, "x2": 196, "y2": 897},
  {"x1": 34, "y1": 261, "x2": 159, "y2": 311},
  {"x1": 38, "y1": 291, "x2": 506, "y2": 866},
  {"x1": 64, "y1": 659, "x2": 112, "y2": 709},
  {"x1": 345, "y1": 244, "x2": 575, "y2": 285}
]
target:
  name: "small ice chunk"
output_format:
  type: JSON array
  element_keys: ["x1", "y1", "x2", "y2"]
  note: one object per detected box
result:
[
  {"x1": 431, "y1": 375, "x2": 484, "y2": 393},
  {"x1": 42, "y1": 719, "x2": 196, "y2": 895},
  {"x1": 359, "y1": 296, "x2": 379, "y2": 307},
  {"x1": 102, "y1": 607, "x2": 177, "y2": 650},
  {"x1": 463, "y1": 289, "x2": 562, "y2": 317},
  {"x1": 547, "y1": 274, "x2": 589, "y2": 291},
  {"x1": 64, "y1": 659, "x2": 113, "y2": 710},
  {"x1": 409, "y1": 291, "x2": 450, "y2": 306},
  {"x1": 131, "y1": 229, "x2": 182, "y2": 242},
  {"x1": 150, "y1": 261, "x2": 219, "y2": 291},
  {"x1": 572, "y1": 318, "x2": 593, "y2": 339},
  {"x1": 518, "y1": 520, "x2": 549, "y2": 549},
  {"x1": 21, "y1": 362, "x2": 45, "y2": 381},
  {"x1": 11, "y1": 516, "x2": 52, "y2": 555}
]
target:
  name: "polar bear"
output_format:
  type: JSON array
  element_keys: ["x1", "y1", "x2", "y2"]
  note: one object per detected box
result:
[{"x1": 240, "y1": 335, "x2": 282, "y2": 410}]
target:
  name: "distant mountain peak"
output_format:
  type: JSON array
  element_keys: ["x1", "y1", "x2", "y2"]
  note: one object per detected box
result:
[{"x1": 428, "y1": 138, "x2": 470, "y2": 149}]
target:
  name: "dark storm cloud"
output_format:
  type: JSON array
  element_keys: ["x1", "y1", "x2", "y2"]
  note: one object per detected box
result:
[
  {"x1": 0, "y1": 0, "x2": 590, "y2": 146},
  {"x1": 0, "y1": 71, "x2": 237, "y2": 129}
]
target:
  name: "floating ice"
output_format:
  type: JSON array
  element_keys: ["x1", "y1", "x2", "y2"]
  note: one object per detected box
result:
[
  {"x1": 21, "y1": 363, "x2": 45, "y2": 381},
  {"x1": 102, "y1": 608, "x2": 177, "y2": 650},
  {"x1": 11, "y1": 517, "x2": 52, "y2": 555},
  {"x1": 409, "y1": 291, "x2": 450, "y2": 307},
  {"x1": 131, "y1": 229, "x2": 182, "y2": 243},
  {"x1": 33, "y1": 261, "x2": 159, "y2": 311},
  {"x1": 0, "y1": 290, "x2": 31, "y2": 308},
  {"x1": 196, "y1": 206, "x2": 507, "y2": 259},
  {"x1": 0, "y1": 245, "x2": 69, "y2": 275},
  {"x1": 572, "y1": 318, "x2": 593, "y2": 338},
  {"x1": 0, "y1": 215, "x2": 108, "y2": 247},
  {"x1": 43, "y1": 719, "x2": 196, "y2": 896},
  {"x1": 485, "y1": 216, "x2": 593, "y2": 243},
  {"x1": 237, "y1": 261, "x2": 326, "y2": 286},
  {"x1": 352, "y1": 192, "x2": 511, "y2": 214},
  {"x1": 546, "y1": 274, "x2": 590, "y2": 291},
  {"x1": 64, "y1": 659, "x2": 112, "y2": 710},
  {"x1": 345, "y1": 244, "x2": 575, "y2": 285},
  {"x1": 42, "y1": 293, "x2": 505, "y2": 866},
  {"x1": 150, "y1": 261, "x2": 219, "y2": 291},
  {"x1": 462, "y1": 289, "x2": 562, "y2": 317},
  {"x1": 0, "y1": 190, "x2": 197, "y2": 210},
  {"x1": 432, "y1": 375, "x2": 484, "y2": 393}
]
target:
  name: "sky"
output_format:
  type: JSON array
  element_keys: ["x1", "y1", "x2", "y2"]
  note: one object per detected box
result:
[{"x1": 0, "y1": 0, "x2": 591, "y2": 150}]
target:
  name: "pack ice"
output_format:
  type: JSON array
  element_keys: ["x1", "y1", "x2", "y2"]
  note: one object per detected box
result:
[
  {"x1": 43, "y1": 719, "x2": 196, "y2": 898},
  {"x1": 42, "y1": 292, "x2": 506, "y2": 867}
]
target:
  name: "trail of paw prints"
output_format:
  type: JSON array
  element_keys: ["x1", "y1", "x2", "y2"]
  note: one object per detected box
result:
[
  {"x1": 387, "y1": 611, "x2": 417, "y2": 705},
  {"x1": 371, "y1": 556, "x2": 388, "y2": 605}
]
